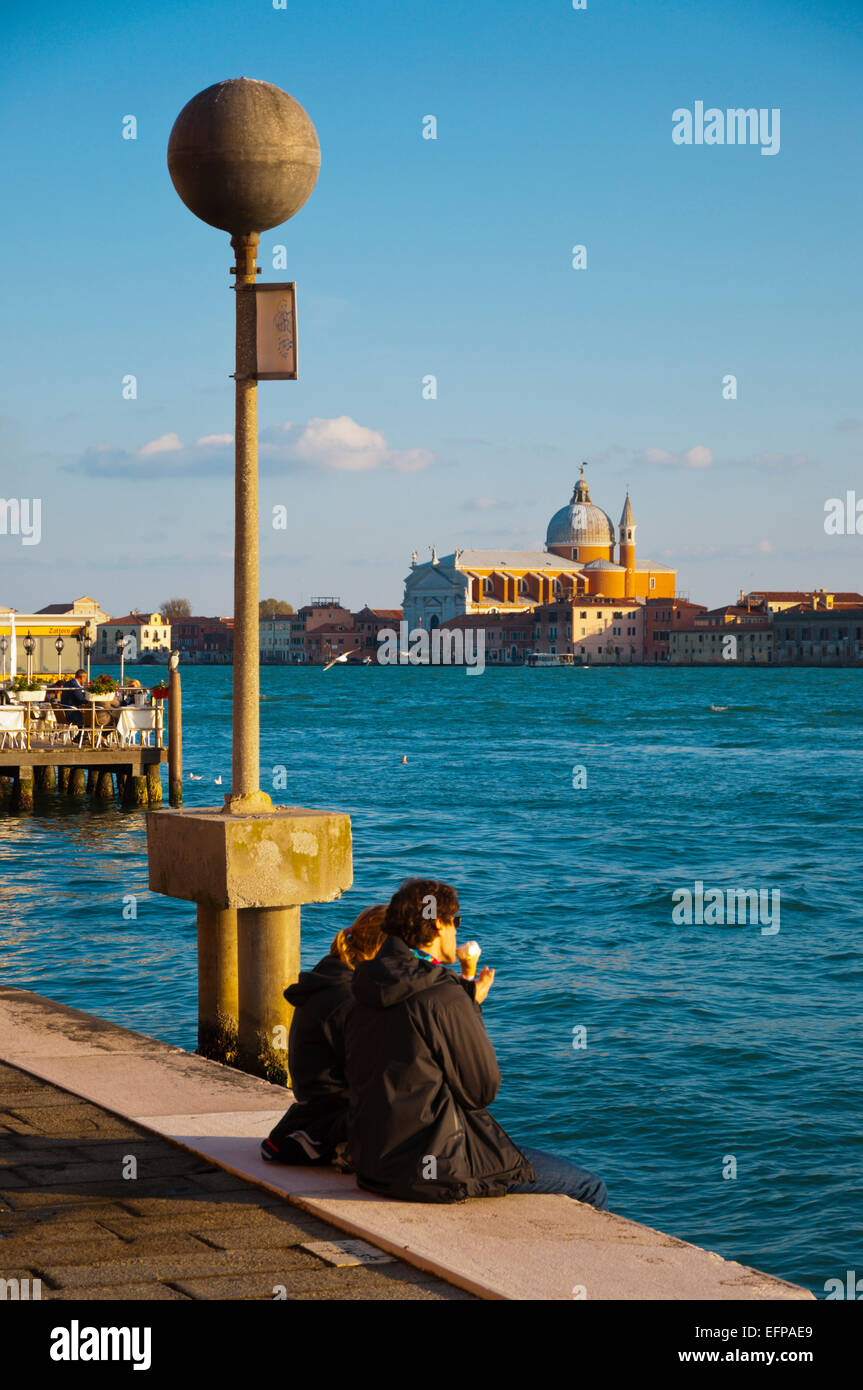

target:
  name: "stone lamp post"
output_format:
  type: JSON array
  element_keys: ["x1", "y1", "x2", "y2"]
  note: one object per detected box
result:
[{"x1": 147, "y1": 79, "x2": 352, "y2": 1081}]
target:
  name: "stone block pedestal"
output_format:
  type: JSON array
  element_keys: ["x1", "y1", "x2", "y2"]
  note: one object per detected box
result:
[{"x1": 147, "y1": 807, "x2": 352, "y2": 1081}]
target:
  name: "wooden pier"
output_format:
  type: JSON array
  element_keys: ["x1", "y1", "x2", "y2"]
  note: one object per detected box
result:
[
  {"x1": 0, "y1": 666, "x2": 181, "y2": 814},
  {"x1": 0, "y1": 745, "x2": 168, "y2": 813}
]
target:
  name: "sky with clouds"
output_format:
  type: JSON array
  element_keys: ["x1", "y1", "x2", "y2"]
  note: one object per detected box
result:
[{"x1": 1, "y1": 0, "x2": 861, "y2": 615}]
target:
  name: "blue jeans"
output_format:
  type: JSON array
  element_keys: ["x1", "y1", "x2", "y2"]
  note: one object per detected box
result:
[{"x1": 509, "y1": 1146, "x2": 608, "y2": 1210}]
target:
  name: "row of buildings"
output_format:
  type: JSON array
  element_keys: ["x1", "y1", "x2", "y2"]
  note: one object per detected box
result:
[
  {"x1": 437, "y1": 589, "x2": 863, "y2": 665},
  {"x1": 3, "y1": 471, "x2": 862, "y2": 668}
]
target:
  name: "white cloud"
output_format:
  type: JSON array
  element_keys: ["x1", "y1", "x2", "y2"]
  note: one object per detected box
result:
[
  {"x1": 140, "y1": 432, "x2": 183, "y2": 456},
  {"x1": 685, "y1": 445, "x2": 713, "y2": 469},
  {"x1": 642, "y1": 445, "x2": 712, "y2": 469},
  {"x1": 70, "y1": 417, "x2": 433, "y2": 479},
  {"x1": 196, "y1": 433, "x2": 234, "y2": 448},
  {"x1": 286, "y1": 416, "x2": 432, "y2": 473}
]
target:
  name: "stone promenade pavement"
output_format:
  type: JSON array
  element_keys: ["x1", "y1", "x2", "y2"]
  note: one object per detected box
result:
[{"x1": 0, "y1": 1062, "x2": 473, "y2": 1301}]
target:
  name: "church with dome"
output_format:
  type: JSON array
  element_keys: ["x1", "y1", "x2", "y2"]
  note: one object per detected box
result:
[{"x1": 402, "y1": 465, "x2": 676, "y2": 630}]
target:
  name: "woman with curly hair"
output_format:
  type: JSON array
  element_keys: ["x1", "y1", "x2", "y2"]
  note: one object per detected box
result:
[{"x1": 261, "y1": 904, "x2": 387, "y2": 1166}]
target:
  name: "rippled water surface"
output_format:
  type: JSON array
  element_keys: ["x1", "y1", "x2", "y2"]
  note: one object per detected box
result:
[{"x1": 2, "y1": 664, "x2": 861, "y2": 1295}]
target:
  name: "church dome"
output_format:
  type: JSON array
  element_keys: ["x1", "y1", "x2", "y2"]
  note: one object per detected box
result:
[{"x1": 546, "y1": 470, "x2": 615, "y2": 549}]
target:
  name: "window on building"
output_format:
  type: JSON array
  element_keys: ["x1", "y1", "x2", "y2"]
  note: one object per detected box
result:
[
  {"x1": 580, "y1": 611, "x2": 587, "y2": 619},
  {"x1": 649, "y1": 578, "x2": 656, "y2": 590}
]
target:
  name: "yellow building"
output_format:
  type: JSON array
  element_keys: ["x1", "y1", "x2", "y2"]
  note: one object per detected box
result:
[
  {"x1": 545, "y1": 466, "x2": 676, "y2": 600},
  {"x1": 0, "y1": 596, "x2": 109, "y2": 677},
  {"x1": 403, "y1": 466, "x2": 677, "y2": 628},
  {"x1": 96, "y1": 612, "x2": 171, "y2": 663}
]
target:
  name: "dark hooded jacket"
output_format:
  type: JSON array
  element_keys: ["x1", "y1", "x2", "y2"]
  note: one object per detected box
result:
[
  {"x1": 346, "y1": 935, "x2": 535, "y2": 1202},
  {"x1": 269, "y1": 953, "x2": 354, "y2": 1155}
]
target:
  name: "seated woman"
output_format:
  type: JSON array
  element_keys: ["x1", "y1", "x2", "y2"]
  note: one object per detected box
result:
[{"x1": 261, "y1": 905, "x2": 387, "y2": 1167}]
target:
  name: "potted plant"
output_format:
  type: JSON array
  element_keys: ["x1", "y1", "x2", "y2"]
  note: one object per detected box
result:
[
  {"x1": 11, "y1": 675, "x2": 44, "y2": 702},
  {"x1": 152, "y1": 681, "x2": 169, "y2": 701},
  {"x1": 86, "y1": 673, "x2": 119, "y2": 703}
]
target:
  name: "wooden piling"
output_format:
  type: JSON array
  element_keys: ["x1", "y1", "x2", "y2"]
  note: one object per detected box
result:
[
  {"x1": 146, "y1": 762, "x2": 162, "y2": 806},
  {"x1": 95, "y1": 770, "x2": 115, "y2": 800},
  {"x1": 168, "y1": 666, "x2": 182, "y2": 807},
  {"x1": 68, "y1": 768, "x2": 87, "y2": 797},
  {"x1": 58, "y1": 767, "x2": 71, "y2": 792},
  {"x1": 11, "y1": 769, "x2": 34, "y2": 814},
  {"x1": 40, "y1": 765, "x2": 56, "y2": 791},
  {"x1": 123, "y1": 774, "x2": 148, "y2": 808}
]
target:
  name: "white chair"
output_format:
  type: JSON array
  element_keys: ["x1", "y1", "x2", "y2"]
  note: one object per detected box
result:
[
  {"x1": 116, "y1": 708, "x2": 157, "y2": 747},
  {"x1": 0, "y1": 708, "x2": 26, "y2": 750}
]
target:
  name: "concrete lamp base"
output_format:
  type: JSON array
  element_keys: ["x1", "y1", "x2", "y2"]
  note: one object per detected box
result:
[{"x1": 147, "y1": 806, "x2": 352, "y2": 1081}]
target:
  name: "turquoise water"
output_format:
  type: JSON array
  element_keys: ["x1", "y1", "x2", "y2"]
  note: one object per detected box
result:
[{"x1": 2, "y1": 663, "x2": 861, "y2": 1295}]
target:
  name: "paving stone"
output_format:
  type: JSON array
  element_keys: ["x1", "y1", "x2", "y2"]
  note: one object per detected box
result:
[
  {"x1": 12, "y1": 1154, "x2": 214, "y2": 1186},
  {"x1": 174, "y1": 1267, "x2": 475, "y2": 1300},
  {"x1": 191, "y1": 1222, "x2": 336, "y2": 1252},
  {"x1": 98, "y1": 1207, "x2": 323, "y2": 1242},
  {"x1": 0, "y1": 1092, "x2": 81, "y2": 1110},
  {"x1": 1, "y1": 1180, "x2": 209, "y2": 1209},
  {"x1": 46, "y1": 1282, "x2": 191, "y2": 1301},
  {"x1": 47, "y1": 1248, "x2": 323, "y2": 1289},
  {"x1": 0, "y1": 1065, "x2": 474, "y2": 1302},
  {"x1": 6, "y1": 1107, "x2": 139, "y2": 1138},
  {"x1": 118, "y1": 1194, "x2": 291, "y2": 1220},
  {"x1": 187, "y1": 1170, "x2": 269, "y2": 1193},
  {"x1": 0, "y1": 1219, "x2": 129, "y2": 1246},
  {"x1": 6, "y1": 1233, "x2": 214, "y2": 1269}
]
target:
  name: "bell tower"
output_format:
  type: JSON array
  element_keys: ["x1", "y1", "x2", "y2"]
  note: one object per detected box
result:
[{"x1": 619, "y1": 493, "x2": 636, "y2": 597}]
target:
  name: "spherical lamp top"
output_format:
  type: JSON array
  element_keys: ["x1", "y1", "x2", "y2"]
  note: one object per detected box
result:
[{"x1": 167, "y1": 78, "x2": 320, "y2": 235}]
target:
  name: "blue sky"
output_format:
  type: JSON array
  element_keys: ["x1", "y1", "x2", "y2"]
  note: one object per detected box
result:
[{"x1": 1, "y1": 0, "x2": 861, "y2": 614}]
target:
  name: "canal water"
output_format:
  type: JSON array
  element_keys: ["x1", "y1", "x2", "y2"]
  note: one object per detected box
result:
[{"x1": 1, "y1": 663, "x2": 860, "y2": 1296}]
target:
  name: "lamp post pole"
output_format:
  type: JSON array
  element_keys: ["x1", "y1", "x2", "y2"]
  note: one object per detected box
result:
[
  {"x1": 231, "y1": 231, "x2": 262, "y2": 805},
  {"x1": 149, "y1": 79, "x2": 352, "y2": 1079}
]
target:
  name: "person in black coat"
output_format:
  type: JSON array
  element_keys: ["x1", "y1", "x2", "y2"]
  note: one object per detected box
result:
[
  {"x1": 261, "y1": 905, "x2": 387, "y2": 1166},
  {"x1": 346, "y1": 878, "x2": 608, "y2": 1208},
  {"x1": 59, "y1": 669, "x2": 88, "y2": 729}
]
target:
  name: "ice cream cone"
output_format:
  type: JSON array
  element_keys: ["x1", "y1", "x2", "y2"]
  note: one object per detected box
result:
[{"x1": 457, "y1": 940, "x2": 481, "y2": 979}]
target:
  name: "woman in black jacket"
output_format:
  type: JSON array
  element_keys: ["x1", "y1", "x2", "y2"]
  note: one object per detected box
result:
[{"x1": 261, "y1": 905, "x2": 387, "y2": 1166}]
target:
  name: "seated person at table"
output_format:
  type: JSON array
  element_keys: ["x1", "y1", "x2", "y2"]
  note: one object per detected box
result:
[
  {"x1": 261, "y1": 905, "x2": 387, "y2": 1167},
  {"x1": 59, "y1": 669, "x2": 87, "y2": 729},
  {"x1": 345, "y1": 878, "x2": 609, "y2": 1207}
]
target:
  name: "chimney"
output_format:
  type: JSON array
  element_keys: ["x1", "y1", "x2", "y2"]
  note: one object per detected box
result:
[{"x1": 810, "y1": 593, "x2": 817, "y2": 610}]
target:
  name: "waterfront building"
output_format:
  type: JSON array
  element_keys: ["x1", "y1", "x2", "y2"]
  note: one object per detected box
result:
[
  {"x1": 0, "y1": 598, "x2": 109, "y2": 675},
  {"x1": 35, "y1": 596, "x2": 109, "y2": 641},
  {"x1": 353, "y1": 607, "x2": 403, "y2": 662},
  {"x1": 774, "y1": 600, "x2": 863, "y2": 665},
  {"x1": 532, "y1": 595, "x2": 645, "y2": 664},
  {"x1": 259, "y1": 600, "x2": 401, "y2": 664},
  {"x1": 545, "y1": 468, "x2": 676, "y2": 600},
  {"x1": 96, "y1": 613, "x2": 171, "y2": 663},
  {"x1": 670, "y1": 604, "x2": 773, "y2": 664},
  {"x1": 743, "y1": 588, "x2": 863, "y2": 614},
  {"x1": 643, "y1": 598, "x2": 708, "y2": 664},
  {"x1": 173, "y1": 616, "x2": 233, "y2": 664},
  {"x1": 402, "y1": 548, "x2": 584, "y2": 633},
  {"x1": 440, "y1": 612, "x2": 534, "y2": 665},
  {"x1": 261, "y1": 598, "x2": 354, "y2": 665},
  {"x1": 260, "y1": 614, "x2": 295, "y2": 664},
  {"x1": 402, "y1": 467, "x2": 676, "y2": 630}
]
